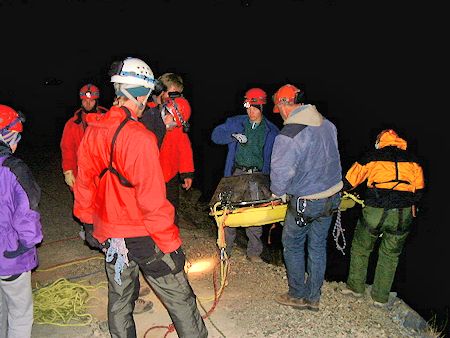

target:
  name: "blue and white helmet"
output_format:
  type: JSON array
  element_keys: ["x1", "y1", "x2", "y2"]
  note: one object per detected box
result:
[
  {"x1": 110, "y1": 57, "x2": 156, "y2": 110},
  {"x1": 110, "y1": 57, "x2": 155, "y2": 89}
]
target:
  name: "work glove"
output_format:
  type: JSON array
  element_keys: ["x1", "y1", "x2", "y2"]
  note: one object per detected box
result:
[
  {"x1": 271, "y1": 193, "x2": 288, "y2": 203},
  {"x1": 339, "y1": 197, "x2": 356, "y2": 211},
  {"x1": 232, "y1": 133, "x2": 248, "y2": 144},
  {"x1": 63, "y1": 170, "x2": 76, "y2": 188},
  {"x1": 3, "y1": 240, "x2": 32, "y2": 258},
  {"x1": 339, "y1": 191, "x2": 363, "y2": 211}
]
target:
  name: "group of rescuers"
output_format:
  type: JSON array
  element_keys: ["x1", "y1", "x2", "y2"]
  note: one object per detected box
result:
[{"x1": 0, "y1": 56, "x2": 424, "y2": 338}]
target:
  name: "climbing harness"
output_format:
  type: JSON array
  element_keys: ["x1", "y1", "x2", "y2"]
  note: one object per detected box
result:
[
  {"x1": 99, "y1": 107, "x2": 133, "y2": 187},
  {"x1": 372, "y1": 159, "x2": 411, "y2": 192},
  {"x1": 293, "y1": 196, "x2": 337, "y2": 228}
]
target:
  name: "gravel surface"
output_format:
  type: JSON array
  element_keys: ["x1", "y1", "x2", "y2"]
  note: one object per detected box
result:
[{"x1": 181, "y1": 225, "x2": 434, "y2": 338}]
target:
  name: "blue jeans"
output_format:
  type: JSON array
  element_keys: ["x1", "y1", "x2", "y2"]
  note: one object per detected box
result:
[{"x1": 282, "y1": 193, "x2": 340, "y2": 302}]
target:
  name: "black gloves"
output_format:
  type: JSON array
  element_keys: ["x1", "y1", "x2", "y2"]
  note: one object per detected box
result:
[
  {"x1": 3, "y1": 240, "x2": 31, "y2": 258},
  {"x1": 83, "y1": 223, "x2": 104, "y2": 250}
]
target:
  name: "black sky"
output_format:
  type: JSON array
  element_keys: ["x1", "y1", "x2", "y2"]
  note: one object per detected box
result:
[{"x1": 1, "y1": 0, "x2": 447, "y2": 333}]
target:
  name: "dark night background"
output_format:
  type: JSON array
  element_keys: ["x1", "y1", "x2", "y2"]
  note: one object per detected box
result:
[{"x1": 1, "y1": 0, "x2": 447, "y2": 335}]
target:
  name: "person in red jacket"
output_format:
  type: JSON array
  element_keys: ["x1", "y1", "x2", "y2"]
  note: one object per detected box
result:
[
  {"x1": 139, "y1": 72, "x2": 184, "y2": 149},
  {"x1": 60, "y1": 83, "x2": 107, "y2": 189},
  {"x1": 159, "y1": 96, "x2": 194, "y2": 224},
  {"x1": 73, "y1": 56, "x2": 207, "y2": 338}
]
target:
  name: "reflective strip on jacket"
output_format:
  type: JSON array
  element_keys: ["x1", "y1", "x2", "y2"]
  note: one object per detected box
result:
[{"x1": 73, "y1": 106, "x2": 181, "y2": 254}]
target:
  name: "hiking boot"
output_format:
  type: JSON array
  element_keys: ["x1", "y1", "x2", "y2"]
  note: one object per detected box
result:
[
  {"x1": 139, "y1": 286, "x2": 151, "y2": 297},
  {"x1": 306, "y1": 300, "x2": 320, "y2": 312},
  {"x1": 340, "y1": 286, "x2": 363, "y2": 298},
  {"x1": 134, "y1": 298, "x2": 153, "y2": 314},
  {"x1": 275, "y1": 293, "x2": 308, "y2": 309},
  {"x1": 246, "y1": 255, "x2": 264, "y2": 263}
]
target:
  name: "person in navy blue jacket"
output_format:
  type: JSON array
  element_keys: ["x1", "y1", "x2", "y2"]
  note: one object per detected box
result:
[
  {"x1": 0, "y1": 104, "x2": 43, "y2": 338},
  {"x1": 211, "y1": 88, "x2": 279, "y2": 262}
]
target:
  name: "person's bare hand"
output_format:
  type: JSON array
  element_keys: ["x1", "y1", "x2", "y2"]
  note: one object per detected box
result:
[{"x1": 182, "y1": 178, "x2": 193, "y2": 190}]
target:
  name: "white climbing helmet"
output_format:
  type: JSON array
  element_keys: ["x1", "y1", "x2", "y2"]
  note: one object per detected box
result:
[{"x1": 110, "y1": 57, "x2": 155, "y2": 89}]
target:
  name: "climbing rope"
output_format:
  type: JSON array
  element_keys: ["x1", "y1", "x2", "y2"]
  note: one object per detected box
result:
[
  {"x1": 333, "y1": 192, "x2": 366, "y2": 255},
  {"x1": 35, "y1": 255, "x2": 103, "y2": 272},
  {"x1": 213, "y1": 202, "x2": 228, "y2": 251},
  {"x1": 211, "y1": 201, "x2": 231, "y2": 294},
  {"x1": 332, "y1": 210, "x2": 346, "y2": 255},
  {"x1": 203, "y1": 202, "x2": 230, "y2": 303},
  {"x1": 143, "y1": 251, "x2": 229, "y2": 338},
  {"x1": 33, "y1": 278, "x2": 107, "y2": 327}
]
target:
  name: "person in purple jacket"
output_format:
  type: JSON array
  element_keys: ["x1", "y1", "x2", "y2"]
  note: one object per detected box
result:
[{"x1": 0, "y1": 104, "x2": 43, "y2": 338}]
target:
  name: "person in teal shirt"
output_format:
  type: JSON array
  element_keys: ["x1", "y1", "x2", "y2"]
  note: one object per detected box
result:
[{"x1": 211, "y1": 87, "x2": 279, "y2": 262}]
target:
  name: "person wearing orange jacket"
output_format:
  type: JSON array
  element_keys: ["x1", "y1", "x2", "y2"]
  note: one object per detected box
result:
[
  {"x1": 159, "y1": 95, "x2": 194, "y2": 224},
  {"x1": 64, "y1": 87, "x2": 152, "y2": 315},
  {"x1": 340, "y1": 129, "x2": 425, "y2": 308},
  {"x1": 73, "y1": 56, "x2": 207, "y2": 338},
  {"x1": 60, "y1": 83, "x2": 107, "y2": 189}
]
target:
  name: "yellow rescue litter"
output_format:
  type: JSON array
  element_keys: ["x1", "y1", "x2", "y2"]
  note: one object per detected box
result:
[{"x1": 210, "y1": 201, "x2": 287, "y2": 227}]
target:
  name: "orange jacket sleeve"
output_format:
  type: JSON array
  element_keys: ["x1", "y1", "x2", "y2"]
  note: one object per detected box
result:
[
  {"x1": 60, "y1": 118, "x2": 79, "y2": 174},
  {"x1": 178, "y1": 132, "x2": 194, "y2": 175}
]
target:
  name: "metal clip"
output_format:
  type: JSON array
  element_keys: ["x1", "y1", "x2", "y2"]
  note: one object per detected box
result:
[
  {"x1": 295, "y1": 198, "x2": 307, "y2": 227},
  {"x1": 220, "y1": 247, "x2": 226, "y2": 261}
]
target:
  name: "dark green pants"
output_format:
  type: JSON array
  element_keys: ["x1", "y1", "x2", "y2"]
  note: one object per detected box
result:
[
  {"x1": 347, "y1": 206, "x2": 413, "y2": 303},
  {"x1": 106, "y1": 259, "x2": 208, "y2": 338}
]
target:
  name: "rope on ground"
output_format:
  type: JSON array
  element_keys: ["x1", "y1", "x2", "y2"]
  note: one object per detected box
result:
[
  {"x1": 143, "y1": 258, "x2": 228, "y2": 338},
  {"x1": 39, "y1": 235, "x2": 80, "y2": 247},
  {"x1": 35, "y1": 255, "x2": 104, "y2": 272},
  {"x1": 197, "y1": 260, "x2": 227, "y2": 338},
  {"x1": 33, "y1": 278, "x2": 107, "y2": 327}
]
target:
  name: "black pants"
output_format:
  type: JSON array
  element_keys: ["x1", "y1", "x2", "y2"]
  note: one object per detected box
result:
[
  {"x1": 105, "y1": 256, "x2": 207, "y2": 338},
  {"x1": 166, "y1": 175, "x2": 180, "y2": 224}
]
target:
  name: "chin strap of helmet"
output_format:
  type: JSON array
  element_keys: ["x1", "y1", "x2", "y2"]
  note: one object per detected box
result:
[
  {"x1": 116, "y1": 84, "x2": 151, "y2": 111},
  {"x1": 171, "y1": 99, "x2": 190, "y2": 133}
]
